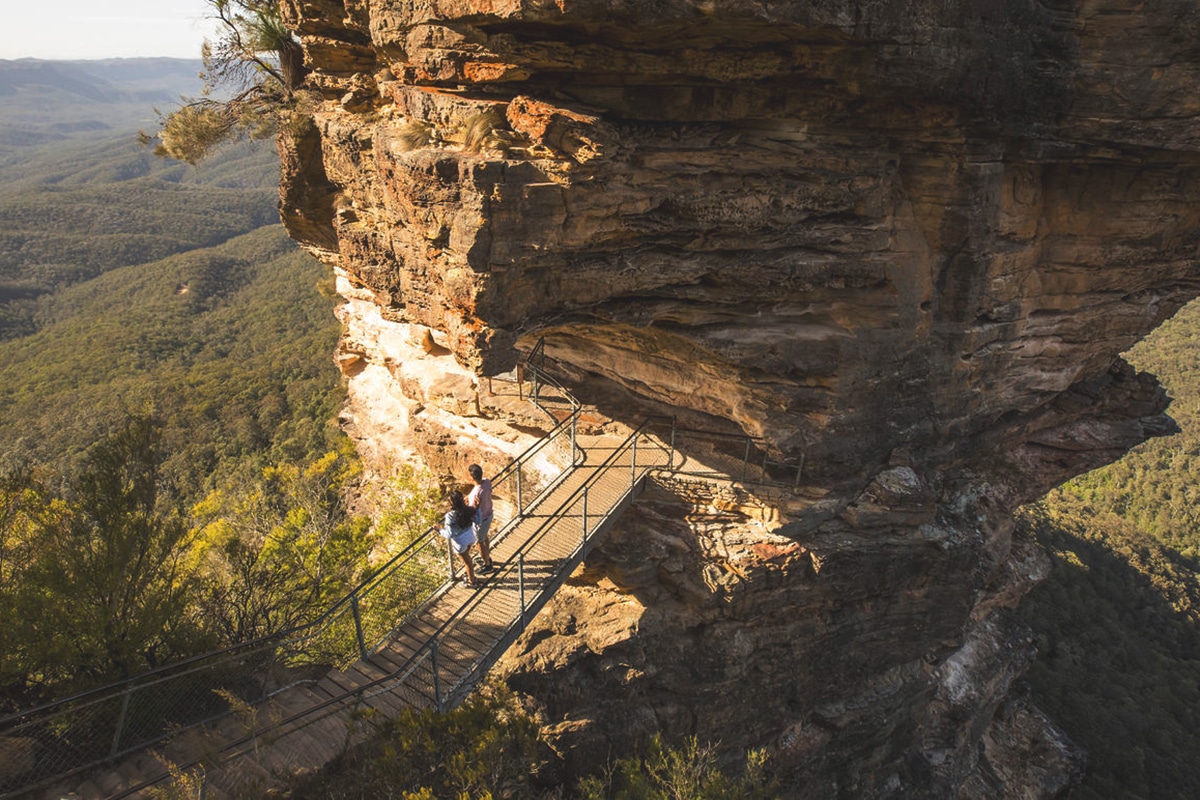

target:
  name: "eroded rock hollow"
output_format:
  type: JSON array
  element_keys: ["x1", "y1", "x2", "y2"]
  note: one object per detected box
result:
[{"x1": 275, "y1": 0, "x2": 1200, "y2": 794}]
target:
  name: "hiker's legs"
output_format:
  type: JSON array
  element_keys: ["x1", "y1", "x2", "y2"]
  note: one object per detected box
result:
[
  {"x1": 458, "y1": 550, "x2": 477, "y2": 585},
  {"x1": 475, "y1": 516, "x2": 493, "y2": 567}
]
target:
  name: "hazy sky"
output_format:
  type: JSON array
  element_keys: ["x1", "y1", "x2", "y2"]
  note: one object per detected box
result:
[{"x1": 1, "y1": 0, "x2": 222, "y2": 60}]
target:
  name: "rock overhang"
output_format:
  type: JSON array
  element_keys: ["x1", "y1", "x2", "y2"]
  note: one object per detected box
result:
[
  {"x1": 277, "y1": 0, "x2": 1200, "y2": 500},
  {"x1": 268, "y1": 2, "x2": 1200, "y2": 792}
]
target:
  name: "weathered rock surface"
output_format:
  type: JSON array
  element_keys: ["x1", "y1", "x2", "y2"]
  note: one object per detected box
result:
[{"x1": 275, "y1": 0, "x2": 1200, "y2": 795}]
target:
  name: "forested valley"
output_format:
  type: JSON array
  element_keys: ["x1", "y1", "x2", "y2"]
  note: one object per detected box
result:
[
  {"x1": 2, "y1": 58, "x2": 1200, "y2": 798},
  {"x1": 0, "y1": 60, "x2": 438, "y2": 715},
  {"x1": 1017, "y1": 302, "x2": 1200, "y2": 799}
]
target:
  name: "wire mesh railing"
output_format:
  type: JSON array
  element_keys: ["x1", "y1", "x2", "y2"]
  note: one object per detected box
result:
[
  {"x1": 107, "y1": 419, "x2": 671, "y2": 797},
  {"x1": 0, "y1": 342, "x2": 581, "y2": 799},
  {"x1": 0, "y1": 338, "x2": 805, "y2": 799},
  {"x1": 0, "y1": 522, "x2": 451, "y2": 798},
  {"x1": 357, "y1": 418, "x2": 673, "y2": 715}
]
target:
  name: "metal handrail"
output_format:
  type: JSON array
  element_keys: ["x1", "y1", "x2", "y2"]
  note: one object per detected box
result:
[
  {"x1": 0, "y1": 339, "x2": 581, "y2": 798},
  {"x1": 95, "y1": 344, "x2": 604, "y2": 798},
  {"x1": 0, "y1": 520, "x2": 439, "y2": 731},
  {"x1": 183, "y1": 418, "x2": 669, "y2": 781},
  {"x1": 650, "y1": 419, "x2": 806, "y2": 489},
  {"x1": 2, "y1": 337, "x2": 805, "y2": 798}
]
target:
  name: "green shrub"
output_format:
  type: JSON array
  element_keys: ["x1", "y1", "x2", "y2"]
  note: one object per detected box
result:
[
  {"x1": 289, "y1": 684, "x2": 546, "y2": 799},
  {"x1": 188, "y1": 441, "x2": 373, "y2": 646},
  {"x1": 579, "y1": 734, "x2": 776, "y2": 800},
  {"x1": 0, "y1": 414, "x2": 201, "y2": 704}
]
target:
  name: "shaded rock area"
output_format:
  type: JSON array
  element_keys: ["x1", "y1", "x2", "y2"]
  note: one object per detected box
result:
[
  {"x1": 274, "y1": 0, "x2": 1200, "y2": 795},
  {"x1": 500, "y1": 476, "x2": 1073, "y2": 795}
]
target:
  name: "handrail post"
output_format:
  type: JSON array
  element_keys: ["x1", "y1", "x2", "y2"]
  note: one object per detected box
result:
[
  {"x1": 741, "y1": 437, "x2": 751, "y2": 483},
  {"x1": 570, "y1": 414, "x2": 577, "y2": 461},
  {"x1": 518, "y1": 553, "x2": 527, "y2": 633},
  {"x1": 516, "y1": 467, "x2": 524, "y2": 515},
  {"x1": 351, "y1": 592, "x2": 369, "y2": 662},
  {"x1": 582, "y1": 487, "x2": 589, "y2": 547},
  {"x1": 668, "y1": 417, "x2": 677, "y2": 471},
  {"x1": 431, "y1": 638, "x2": 442, "y2": 712},
  {"x1": 631, "y1": 436, "x2": 638, "y2": 489},
  {"x1": 110, "y1": 685, "x2": 133, "y2": 759},
  {"x1": 259, "y1": 649, "x2": 274, "y2": 702}
]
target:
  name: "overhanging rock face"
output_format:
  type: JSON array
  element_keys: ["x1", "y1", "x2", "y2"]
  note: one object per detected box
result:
[{"x1": 276, "y1": 0, "x2": 1200, "y2": 794}]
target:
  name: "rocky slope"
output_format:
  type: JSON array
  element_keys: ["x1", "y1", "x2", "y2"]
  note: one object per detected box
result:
[{"x1": 274, "y1": 0, "x2": 1200, "y2": 795}]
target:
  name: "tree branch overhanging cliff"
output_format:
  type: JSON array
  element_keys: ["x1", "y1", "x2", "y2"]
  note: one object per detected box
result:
[{"x1": 141, "y1": 0, "x2": 307, "y2": 165}]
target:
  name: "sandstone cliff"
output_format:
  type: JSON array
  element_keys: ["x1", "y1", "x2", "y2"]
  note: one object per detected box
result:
[{"x1": 273, "y1": 0, "x2": 1200, "y2": 795}]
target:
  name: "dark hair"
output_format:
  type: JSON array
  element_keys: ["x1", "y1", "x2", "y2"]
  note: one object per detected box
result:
[
  {"x1": 449, "y1": 490, "x2": 474, "y2": 529},
  {"x1": 468, "y1": 463, "x2": 483, "y2": 482}
]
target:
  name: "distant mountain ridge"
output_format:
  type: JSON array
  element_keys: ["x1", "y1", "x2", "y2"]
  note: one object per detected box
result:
[
  {"x1": 0, "y1": 57, "x2": 203, "y2": 98},
  {"x1": 0, "y1": 58, "x2": 204, "y2": 134},
  {"x1": 0, "y1": 56, "x2": 283, "y2": 339},
  {"x1": 0, "y1": 56, "x2": 342, "y2": 489}
]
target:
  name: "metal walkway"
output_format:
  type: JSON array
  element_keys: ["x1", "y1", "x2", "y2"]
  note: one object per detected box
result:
[
  {"x1": 164, "y1": 428, "x2": 672, "y2": 799},
  {"x1": 4, "y1": 341, "x2": 804, "y2": 800},
  {"x1": 10, "y1": 357, "x2": 673, "y2": 799}
]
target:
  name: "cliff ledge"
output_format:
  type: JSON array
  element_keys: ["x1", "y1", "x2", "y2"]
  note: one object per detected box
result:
[{"x1": 276, "y1": 0, "x2": 1200, "y2": 794}]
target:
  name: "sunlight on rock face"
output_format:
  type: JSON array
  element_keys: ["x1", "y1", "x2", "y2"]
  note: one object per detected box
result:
[{"x1": 276, "y1": 0, "x2": 1200, "y2": 793}]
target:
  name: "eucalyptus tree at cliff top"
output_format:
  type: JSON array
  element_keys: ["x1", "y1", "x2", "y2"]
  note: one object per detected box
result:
[{"x1": 148, "y1": 0, "x2": 305, "y2": 165}]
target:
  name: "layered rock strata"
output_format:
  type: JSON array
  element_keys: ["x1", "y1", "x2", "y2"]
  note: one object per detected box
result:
[{"x1": 275, "y1": 0, "x2": 1200, "y2": 795}]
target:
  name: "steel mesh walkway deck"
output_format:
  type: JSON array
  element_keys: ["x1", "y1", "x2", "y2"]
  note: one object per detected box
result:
[
  {"x1": 59, "y1": 425, "x2": 672, "y2": 799},
  {"x1": 9, "y1": 343, "x2": 802, "y2": 800}
]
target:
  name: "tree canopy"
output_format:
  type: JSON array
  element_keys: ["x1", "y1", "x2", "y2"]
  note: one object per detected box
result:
[
  {"x1": 0, "y1": 414, "x2": 196, "y2": 703},
  {"x1": 1018, "y1": 298, "x2": 1200, "y2": 798},
  {"x1": 149, "y1": 0, "x2": 306, "y2": 164}
]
